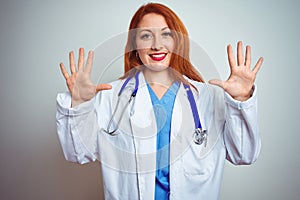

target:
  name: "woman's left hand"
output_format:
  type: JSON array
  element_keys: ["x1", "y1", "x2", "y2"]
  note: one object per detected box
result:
[{"x1": 209, "y1": 41, "x2": 263, "y2": 101}]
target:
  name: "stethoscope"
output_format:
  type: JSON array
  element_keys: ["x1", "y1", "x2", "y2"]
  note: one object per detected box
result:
[{"x1": 103, "y1": 71, "x2": 208, "y2": 146}]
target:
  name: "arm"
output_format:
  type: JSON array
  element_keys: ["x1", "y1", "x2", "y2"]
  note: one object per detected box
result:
[
  {"x1": 56, "y1": 92, "x2": 99, "y2": 164},
  {"x1": 223, "y1": 87, "x2": 261, "y2": 165},
  {"x1": 57, "y1": 48, "x2": 112, "y2": 164},
  {"x1": 209, "y1": 41, "x2": 263, "y2": 165}
]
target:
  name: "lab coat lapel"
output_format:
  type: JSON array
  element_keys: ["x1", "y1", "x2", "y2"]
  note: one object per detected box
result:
[
  {"x1": 129, "y1": 72, "x2": 156, "y2": 199},
  {"x1": 170, "y1": 83, "x2": 195, "y2": 163},
  {"x1": 130, "y1": 73, "x2": 157, "y2": 151},
  {"x1": 170, "y1": 82, "x2": 214, "y2": 161}
]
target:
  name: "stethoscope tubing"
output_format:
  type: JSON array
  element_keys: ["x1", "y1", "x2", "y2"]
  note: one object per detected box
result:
[{"x1": 104, "y1": 71, "x2": 208, "y2": 146}]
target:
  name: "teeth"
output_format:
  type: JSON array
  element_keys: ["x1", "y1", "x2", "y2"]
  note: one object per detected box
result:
[{"x1": 151, "y1": 53, "x2": 166, "y2": 58}]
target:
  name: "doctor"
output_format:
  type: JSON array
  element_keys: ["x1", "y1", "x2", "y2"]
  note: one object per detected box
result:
[{"x1": 56, "y1": 3, "x2": 263, "y2": 200}]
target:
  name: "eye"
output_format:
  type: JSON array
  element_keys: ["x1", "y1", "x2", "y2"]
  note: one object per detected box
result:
[
  {"x1": 162, "y1": 31, "x2": 173, "y2": 37},
  {"x1": 140, "y1": 33, "x2": 152, "y2": 40}
]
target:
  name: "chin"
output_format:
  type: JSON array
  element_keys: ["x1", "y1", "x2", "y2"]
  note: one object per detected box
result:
[{"x1": 144, "y1": 63, "x2": 170, "y2": 72}]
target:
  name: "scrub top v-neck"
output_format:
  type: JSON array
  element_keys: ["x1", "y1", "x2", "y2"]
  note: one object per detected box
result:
[{"x1": 147, "y1": 81, "x2": 179, "y2": 200}]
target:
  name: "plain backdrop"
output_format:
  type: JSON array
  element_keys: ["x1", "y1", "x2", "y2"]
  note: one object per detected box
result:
[{"x1": 0, "y1": 0, "x2": 299, "y2": 199}]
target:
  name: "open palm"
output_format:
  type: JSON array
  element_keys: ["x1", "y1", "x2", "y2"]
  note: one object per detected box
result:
[
  {"x1": 59, "y1": 48, "x2": 112, "y2": 107},
  {"x1": 209, "y1": 41, "x2": 263, "y2": 101}
]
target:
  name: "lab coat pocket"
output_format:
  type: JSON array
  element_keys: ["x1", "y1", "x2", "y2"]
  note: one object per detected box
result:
[
  {"x1": 182, "y1": 154, "x2": 214, "y2": 196},
  {"x1": 183, "y1": 158, "x2": 213, "y2": 179},
  {"x1": 182, "y1": 144, "x2": 215, "y2": 180}
]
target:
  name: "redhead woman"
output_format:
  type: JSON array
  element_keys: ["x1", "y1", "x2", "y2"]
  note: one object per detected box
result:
[{"x1": 57, "y1": 3, "x2": 263, "y2": 200}]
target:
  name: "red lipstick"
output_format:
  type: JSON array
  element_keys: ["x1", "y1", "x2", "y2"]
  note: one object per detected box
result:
[{"x1": 149, "y1": 53, "x2": 167, "y2": 61}]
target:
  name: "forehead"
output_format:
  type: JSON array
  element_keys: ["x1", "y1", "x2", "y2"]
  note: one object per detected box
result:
[{"x1": 137, "y1": 13, "x2": 168, "y2": 29}]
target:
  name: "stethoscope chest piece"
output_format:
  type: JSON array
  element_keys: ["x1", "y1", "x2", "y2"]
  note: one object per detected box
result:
[{"x1": 193, "y1": 128, "x2": 208, "y2": 147}]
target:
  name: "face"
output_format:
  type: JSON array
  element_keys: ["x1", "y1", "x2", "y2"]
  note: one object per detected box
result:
[{"x1": 135, "y1": 13, "x2": 174, "y2": 72}]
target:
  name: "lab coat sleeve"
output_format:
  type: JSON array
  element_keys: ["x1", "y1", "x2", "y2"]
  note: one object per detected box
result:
[
  {"x1": 56, "y1": 92, "x2": 100, "y2": 164},
  {"x1": 223, "y1": 86, "x2": 261, "y2": 165}
]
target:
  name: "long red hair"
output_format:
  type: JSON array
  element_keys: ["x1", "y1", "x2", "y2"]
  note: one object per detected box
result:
[{"x1": 122, "y1": 3, "x2": 204, "y2": 83}]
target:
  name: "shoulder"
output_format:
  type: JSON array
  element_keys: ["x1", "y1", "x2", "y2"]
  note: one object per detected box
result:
[
  {"x1": 184, "y1": 77, "x2": 225, "y2": 107},
  {"x1": 95, "y1": 79, "x2": 123, "y2": 99},
  {"x1": 184, "y1": 77, "x2": 221, "y2": 96}
]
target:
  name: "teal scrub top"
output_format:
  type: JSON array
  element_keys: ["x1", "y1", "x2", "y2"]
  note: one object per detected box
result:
[{"x1": 147, "y1": 81, "x2": 179, "y2": 200}]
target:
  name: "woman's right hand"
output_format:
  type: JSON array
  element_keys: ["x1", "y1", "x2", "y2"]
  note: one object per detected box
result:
[{"x1": 60, "y1": 48, "x2": 112, "y2": 107}]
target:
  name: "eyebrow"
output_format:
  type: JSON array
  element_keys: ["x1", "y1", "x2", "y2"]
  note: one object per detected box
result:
[{"x1": 138, "y1": 27, "x2": 170, "y2": 32}]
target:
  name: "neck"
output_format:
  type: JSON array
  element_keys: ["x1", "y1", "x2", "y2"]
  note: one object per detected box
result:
[
  {"x1": 143, "y1": 68, "x2": 174, "y2": 88},
  {"x1": 143, "y1": 68, "x2": 174, "y2": 99}
]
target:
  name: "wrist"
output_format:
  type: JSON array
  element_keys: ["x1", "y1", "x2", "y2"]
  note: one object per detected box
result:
[
  {"x1": 71, "y1": 99, "x2": 85, "y2": 107},
  {"x1": 232, "y1": 86, "x2": 254, "y2": 102}
]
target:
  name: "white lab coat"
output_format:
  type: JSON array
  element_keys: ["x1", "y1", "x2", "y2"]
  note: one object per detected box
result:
[{"x1": 56, "y1": 72, "x2": 260, "y2": 200}]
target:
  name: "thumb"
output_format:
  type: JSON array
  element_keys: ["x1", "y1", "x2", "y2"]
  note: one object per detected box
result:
[
  {"x1": 95, "y1": 84, "x2": 112, "y2": 93},
  {"x1": 208, "y1": 79, "x2": 225, "y2": 89}
]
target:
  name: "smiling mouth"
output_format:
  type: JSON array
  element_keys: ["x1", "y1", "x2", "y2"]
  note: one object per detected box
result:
[{"x1": 149, "y1": 53, "x2": 167, "y2": 61}]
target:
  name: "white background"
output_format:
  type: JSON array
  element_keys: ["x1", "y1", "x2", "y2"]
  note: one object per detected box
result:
[{"x1": 0, "y1": 0, "x2": 299, "y2": 199}]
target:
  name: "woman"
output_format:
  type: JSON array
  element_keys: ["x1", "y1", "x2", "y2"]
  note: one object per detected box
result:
[{"x1": 57, "y1": 3, "x2": 263, "y2": 200}]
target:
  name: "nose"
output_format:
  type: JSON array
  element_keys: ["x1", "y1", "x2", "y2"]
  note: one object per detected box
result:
[{"x1": 151, "y1": 36, "x2": 163, "y2": 50}]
